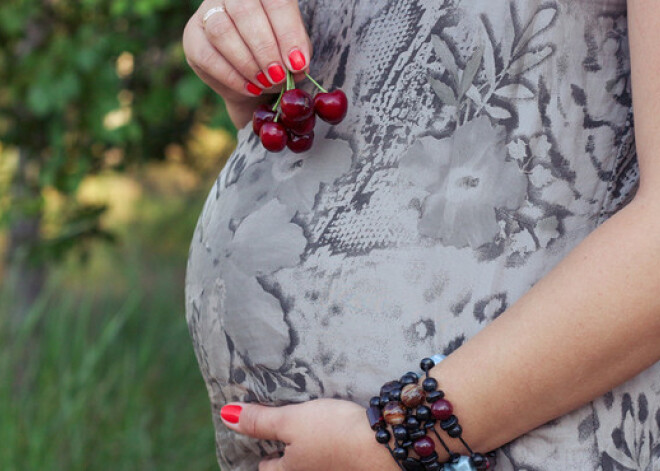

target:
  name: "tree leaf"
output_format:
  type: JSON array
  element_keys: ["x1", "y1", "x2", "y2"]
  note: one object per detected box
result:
[
  {"x1": 429, "y1": 76, "x2": 457, "y2": 106},
  {"x1": 485, "y1": 104, "x2": 512, "y2": 120},
  {"x1": 494, "y1": 83, "x2": 535, "y2": 99},
  {"x1": 431, "y1": 34, "x2": 458, "y2": 71},
  {"x1": 509, "y1": 45, "x2": 554, "y2": 74},
  {"x1": 501, "y1": 13, "x2": 515, "y2": 66},
  {"x1": 465, "y1": 84, "x2": 482, "y2": 105},
  {"x1": 459, "y1": 44, "x2": 484, "y2": 97},
  {"x1": 516, "y1": 6, "x2": 558, "y2": 53},
  {"x1": 482, "y1": 28, "x2": 497, "y2": 88}
]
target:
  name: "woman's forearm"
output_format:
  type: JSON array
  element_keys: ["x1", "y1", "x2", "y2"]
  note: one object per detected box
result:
[{"x1": 429, "y1": 196, "x2": 660, "y2": 456}]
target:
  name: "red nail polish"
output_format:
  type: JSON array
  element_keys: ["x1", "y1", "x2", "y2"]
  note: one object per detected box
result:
[
  {"x1": 268, "y1": 64, "x2": 286, "y2": 83},
  {"x1": 256, "y1": 72, "x2": 272, "y2": 88},
  {"x1": 246, "y1": 82, "x2": 262, "y2": 96},
  {"x1": 220, "y1": 404, "x2": 242, "y2": 424},
  {"x1": 288, "y1": 49, "x2": 306, "y2": 71}
]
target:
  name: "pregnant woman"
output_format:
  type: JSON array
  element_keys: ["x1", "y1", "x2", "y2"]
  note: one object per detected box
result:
[{"x1": 183, "y1": 1, "x2": 660, "y2": 469}]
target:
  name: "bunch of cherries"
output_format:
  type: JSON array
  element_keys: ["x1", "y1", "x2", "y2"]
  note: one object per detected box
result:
[{"x1": 252, "y1": 70, "x2": 348, "y2": 153}]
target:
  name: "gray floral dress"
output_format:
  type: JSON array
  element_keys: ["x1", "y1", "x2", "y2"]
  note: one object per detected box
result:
[{"x1": 185, "y1": 0, "x2": 660, "y2": 469}]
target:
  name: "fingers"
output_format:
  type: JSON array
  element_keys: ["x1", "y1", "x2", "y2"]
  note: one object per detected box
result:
[
  {"x1": 224, "y1": 0, "x2": 291, "y2": 84},
  {"x1": 185, "y1": 0, "x2": 313, "y2": 105},
  {"x1": 260, "y1": 0, "x2": 311, "y2": 72},
  {"x1": 184, "y1": 13, "x2": 262, "y2": 99},
  {"x1": 204, "y1": 1, "x2": 279, "y2": 88},
  {"x1": 220, "y1": 403, "x2": 292, "y2": 443},
  {"x1": 202, "y1": 0, "x2": 311, "y2": 83}
]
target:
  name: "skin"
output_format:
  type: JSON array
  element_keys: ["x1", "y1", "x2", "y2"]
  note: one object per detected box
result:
[
  {"x1": 183, "y1": 1, "x2": 660, "y2": 469},
  {"x1": 183, "y1": 0, "x2": 312, "y2": 128}
]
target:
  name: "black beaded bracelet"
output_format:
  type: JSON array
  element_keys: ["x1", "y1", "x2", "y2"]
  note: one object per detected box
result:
[{"x1": 366, "y1": 357, "x2": 494, "y2": 471}]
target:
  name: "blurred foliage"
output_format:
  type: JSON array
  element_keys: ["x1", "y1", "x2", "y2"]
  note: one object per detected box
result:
[
  {"x1": 0, "y1": 156, "x2": 222, "y2": 470},
  {"x1": 0, "y1": 0, "x2": 235, "y2": 267},
  {"x1": 0, "y1": 2, "x2": 235, "y2": 467}
]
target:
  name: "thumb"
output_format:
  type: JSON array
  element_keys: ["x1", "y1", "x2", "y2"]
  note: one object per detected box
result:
[{"x1": 220, "y1": 402, "x2": 290, "y2": 443}]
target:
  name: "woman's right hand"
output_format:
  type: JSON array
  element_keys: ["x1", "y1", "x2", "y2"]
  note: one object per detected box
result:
[{"x1": 183, "y1": 0, "x2": 313, "y2": 128}]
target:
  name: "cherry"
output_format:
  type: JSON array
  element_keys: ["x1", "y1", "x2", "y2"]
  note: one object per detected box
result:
[
  {"x1": 252, "y1": 104, "x2": 277, "y2": 136},
  {"x1": 251, "y1": 70, "x2": 350, "y2": 153},
  {"x1": 280, "y1": 89, "x2": 314, "y2": 121},
  {"x1": 282, "y1": 113, "x2": 315, "y2": 135},
  {"x1": 260, "y1": 122, "x2": 288, "y2": 152},
  {"x1": 287, "y1": 131, "x2": 314, "y2": 154},
  {"x1": 314, "y1": 89, "x2": 348, "y2": 125}
]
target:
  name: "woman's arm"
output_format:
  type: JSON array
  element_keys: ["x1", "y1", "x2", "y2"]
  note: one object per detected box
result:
[{"x1": 431, "y1": 0, "x2": 660, "y2": 456}]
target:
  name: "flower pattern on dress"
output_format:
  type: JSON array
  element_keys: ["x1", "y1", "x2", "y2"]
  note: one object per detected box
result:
[
  {"x1": 400, "y1": 116, "x2": 527, "y2": 249},
  {"x1": 185, "y1": 1, "x2": 657, "y2": 470},
  {"x1": 597, "y1": 392, "x2": 660, "y2": 471}
]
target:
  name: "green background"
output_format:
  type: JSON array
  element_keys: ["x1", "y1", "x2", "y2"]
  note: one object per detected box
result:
[{"x1": 0, "y1": 1, "x2": 236, "y2": 469}]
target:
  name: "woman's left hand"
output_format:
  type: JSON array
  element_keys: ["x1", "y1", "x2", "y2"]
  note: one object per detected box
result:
[{"x1": 219, "y1": 398, "x2": 399, "y2": 471}]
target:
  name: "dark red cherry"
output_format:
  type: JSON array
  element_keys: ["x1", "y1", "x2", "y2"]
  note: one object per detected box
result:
[
  {"x1": 314, "y1": 89, "x2": 348, "y2": 124},
  {"x1": 282, "y1": 112, "x2": 315, "y2": 135},
  {"x1": 260, "y1": 122, "x2": 288, "y2": 152},
  {"x1": 280, "y1": 89, "x2": 314, "y2": 121},
  {"x1": 287, "y1": 131, "x2": 314, "y2": 153},
  {"x1": 252, "y1": 104, "x2": 276, "y2": 136}
]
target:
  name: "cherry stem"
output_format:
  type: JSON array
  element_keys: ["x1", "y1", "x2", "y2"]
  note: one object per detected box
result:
[
  {"x1": 272, "y1": 82, "x2": 287, "y2": 118},
  {"x1": 286, "y1": 69, "x2": 294, "y2": 91},
  {"x1": 304, "y1": 72, "x2": 327, "y2": 93}
]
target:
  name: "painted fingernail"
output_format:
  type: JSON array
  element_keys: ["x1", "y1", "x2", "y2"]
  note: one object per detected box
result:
[
  {"x1": 246, "y1": 82, "x2": 262, "y2": 96},
  {"x1": 220, "y1": 404, "x2": 242, "y2": 424},
  {"x1": 267, "y1": 63, "x2": 286, "y2": 83},
  {"x1": 288, "y1": 49, "x2": 306, "y2": 71},
  {"x1": 256, "y1": 72, "x2": 272, "y2": 88}
]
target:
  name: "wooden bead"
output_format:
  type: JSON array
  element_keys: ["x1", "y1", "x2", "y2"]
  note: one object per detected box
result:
[
  {"x1": 380, "y1": 380, "x2": 402, "y2": 397},
  {"x1": 393, "y1": 447, "x2": 408, "y2": 460},
  {"x1": 383, "y1": 402, "x2": 406, "y2": 425},
  {"x1": 425, "y1": 390, "x2": 444, "y2": 403},
  {"x1": 420, "y1": 358, "x2": 435, "y2": 372},
  {"x1": 393, "y1": 425, "x2": 409, "y2": 441},
  {"x1": 375, "y1": 428, "x2": 391, "y2": 444},
  {"x1": 401, "y1": 383, "x2": 425, "y2": 408},
  {"x1": 366, "y1": 406, "x2": 384, "y2": 430},
  {"x1": 413, "y1": 436, "x2": 435, "y2": 457},
  {"x1": 402, "y1": 458, "x2": 423, "y2": 471},
  {"x1": 431, "y1": 399, "x2": 453, "y2": 421}
]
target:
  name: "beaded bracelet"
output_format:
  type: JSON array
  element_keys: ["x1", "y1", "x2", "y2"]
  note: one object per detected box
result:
[{"x1": 366, "y1": 356, "x2": 495, "y2": 471}]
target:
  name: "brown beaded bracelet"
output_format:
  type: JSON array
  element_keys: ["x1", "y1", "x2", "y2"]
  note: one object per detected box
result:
[{"x1": 366, "y1": 357, "x2": 494, "y2": 471}]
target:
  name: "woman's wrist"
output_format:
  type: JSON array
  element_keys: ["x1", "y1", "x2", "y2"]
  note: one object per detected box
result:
[
  {"x1": 366, "y1": 356, "x2": 494, "y2": 470},
  {"x1": 428, "y1": 361, "x2": 496, "y2": 467},
  {"x1": 350, "y1": 405, "x2": 402, "y2": 471}
]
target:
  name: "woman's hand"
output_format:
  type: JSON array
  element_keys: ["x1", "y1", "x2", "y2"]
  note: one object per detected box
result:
[
  {"x1": 219, "y1": 399, "x2": 400, "y2": 471},
  {"x1": 183, "y1": 0, "x2": 312, "y2": 128}
]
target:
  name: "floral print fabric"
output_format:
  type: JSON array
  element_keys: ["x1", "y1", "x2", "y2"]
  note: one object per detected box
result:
[{"x1": 185, "y1": 1, "x2": 660, "y2": 469}]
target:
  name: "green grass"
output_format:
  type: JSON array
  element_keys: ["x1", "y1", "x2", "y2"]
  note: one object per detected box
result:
[
  {"x1": 0, "y1": 279, "x2": 218, "y2": 471},
  {"x1": 0, "y1": 189, "x2": 219, "y2": 471}
]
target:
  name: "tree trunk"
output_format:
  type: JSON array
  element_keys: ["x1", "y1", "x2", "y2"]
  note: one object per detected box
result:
[{"x1": 5, "y1": 146, "x2": 46, "y2": 321}]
